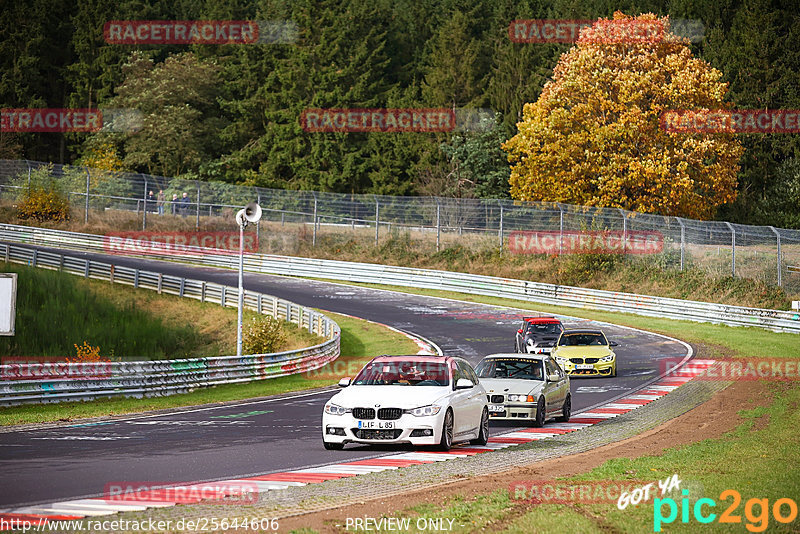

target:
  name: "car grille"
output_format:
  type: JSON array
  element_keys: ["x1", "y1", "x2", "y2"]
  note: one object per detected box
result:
[
  {"x1": 352, "y1": 408, "x2": 375, "y2": 420},
  {"x1": 585, "y1": 358, "x2": 599, "y2": 364},
  {"x1": 569, "y1": 358, "x2": 584, "y2": 364},
  {"x1": 489, "y1": 395, "x2": 504, "y2": 404},
  {"x1": 353, "y1": 429, "x2": 403, "y2": 440},
  {"x1": 378, "y1": 408, "x2": 402, "y2": 420}
]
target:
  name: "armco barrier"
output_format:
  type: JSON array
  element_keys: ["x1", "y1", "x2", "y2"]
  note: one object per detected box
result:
[
  {"x1": 1, "y1": 223, "x2": 800, "y2": 333},
  {"x1": 0, "y1": 242, "x2": 340, "y2": 406}
]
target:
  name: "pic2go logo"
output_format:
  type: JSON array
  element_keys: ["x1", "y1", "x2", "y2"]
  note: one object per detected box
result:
[{"x1": 654, "y1": 490, "x2": 798, "y2": 532}]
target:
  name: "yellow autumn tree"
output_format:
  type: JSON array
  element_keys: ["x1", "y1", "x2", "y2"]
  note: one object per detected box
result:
[{"x1": 503, "y1": 12, "x2": 744, "y2": 219}]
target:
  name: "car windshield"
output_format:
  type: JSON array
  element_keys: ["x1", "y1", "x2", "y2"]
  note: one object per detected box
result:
[
  {"x1": 526, "y1": 323, "x2": 560, "y2": 335},
  {"x1": 558, "y1": 333, "x2": 607, "y2": 346},
  {"x1": 352, "y1": 361, "x2": 449, "y2": 386},
  {"x1": 475, "y1": 358, "x2": 544, "y2": 381}
]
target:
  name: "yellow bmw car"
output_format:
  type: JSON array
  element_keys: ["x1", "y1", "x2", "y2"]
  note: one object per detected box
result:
[{"x1": 551, "y1": 329, "x2": 618, "y2": 377}]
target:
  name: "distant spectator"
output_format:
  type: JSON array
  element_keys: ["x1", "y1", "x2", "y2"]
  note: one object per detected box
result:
[
  {"x1": 171, "y1": 193, "x2": 179, "y2": 215},
  {"x1": 146, "y1": 190, "x2": 156, "y2": 213},
  {"x1": 180, "y1": 192, "x2": 191, "y2": 217},
  {"x1": 156, "y1": 190, "x2": 165, "y2": 215}
]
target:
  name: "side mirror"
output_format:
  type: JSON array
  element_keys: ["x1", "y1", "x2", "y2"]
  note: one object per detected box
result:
[
  {"x1": 338, "y1": 377, "x2": 351, "y2": 387},
  {"x1": 609, "y1": 341, "x2": 619, "y2": 347},
  {"x1": 455, "y1": 378, "x2": 474, "y2": 390},
  {"x1": 517, "y1": 329, "x2": 523, "y2": 334},
  {"x1": 547, "y1": 373, "x2": 560, "y2": 382}
]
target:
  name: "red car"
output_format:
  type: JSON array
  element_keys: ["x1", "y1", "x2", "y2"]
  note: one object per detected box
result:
[{"x1": 515, "y1": 316, "x2": 564, "y2": 354}]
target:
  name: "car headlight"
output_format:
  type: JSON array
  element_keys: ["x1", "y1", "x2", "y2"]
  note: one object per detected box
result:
[
  {"x1": 507, "y1": 394, "x2": 536, "y2": 402},
  {"x1": 599, "y1": 354, "x2": 615, "y2": 363},
  {"x1": 404, "y1": 405, "x2": 442, "y2": 417},
  {"x1": 554, "y1": 356, "x2": 568, "y2": 364},
  {"x1": 324, "y1": 403, "x2": 350, "y2": 415}
]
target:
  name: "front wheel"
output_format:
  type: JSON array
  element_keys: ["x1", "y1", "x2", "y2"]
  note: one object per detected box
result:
[
  {"x1": 323, "y1": 441, "x2": 344, "y2": 450},
  {"x1": 437, "y1": 409, "x2": 454, "y2": 451},
  {"x1": 470, "y1": 408, "x2": 489, "y2": 445},
  {"x1": 556, "y1": 394, "x2": 571, "y2": 422},
  {"x1": 533, "y1": 397, "x2": 546, "y2": 427}
]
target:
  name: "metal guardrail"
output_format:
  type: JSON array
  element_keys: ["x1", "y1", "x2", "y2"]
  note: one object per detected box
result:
[
  {"x1": 1, "y1": 223, "x2": 799, "y2": 334},
  {"x1": 0, "y1": 241, "x2": 340, "y2": 406}
]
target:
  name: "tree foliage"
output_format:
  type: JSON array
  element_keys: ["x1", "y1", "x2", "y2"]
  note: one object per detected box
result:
[{"x1": 504, "y1": 12, "x2": 743, "y2": 219}]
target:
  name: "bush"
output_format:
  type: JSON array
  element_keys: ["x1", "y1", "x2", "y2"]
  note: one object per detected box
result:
[
  {"x1": 14, "y1": 164, "x2": 71, "y2": 222},
  {"x1": 242, "y1": 315, "x2": 287, "y2": 354}
]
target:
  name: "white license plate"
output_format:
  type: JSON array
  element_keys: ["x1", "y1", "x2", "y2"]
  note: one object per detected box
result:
[
  {"x1": 488, "y1": 404, "x2": 504, "y2": 412},
  {"x1": 357, "y1": 421, "x2": 394, "y2": 429},
  {"x1": 576, "y1": 364, "x2": 594, "y2": 370}
]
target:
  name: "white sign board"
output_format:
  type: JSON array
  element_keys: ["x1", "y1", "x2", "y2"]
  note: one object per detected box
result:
[
  {"x1": 0, "y1": 273, "x2": 17, "y2": 336},
  {"x1": 793, "y1": 301, "x2": 800, "y2": 311}
]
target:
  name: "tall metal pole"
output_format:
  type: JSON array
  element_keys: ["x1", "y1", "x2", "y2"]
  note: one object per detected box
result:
[
  {"x1": 724, "y1": 221, "x2": 735, "y2": 277},
  {"x1": 676, "y1": 217, "x2": 686, "y2": 271},
  {"x1": 769, "y1": 226, "x2": 782, "y2": 287},
  {"x1": 374, "y1": 196, "x2": 379, "y2": 247},
  {"x1": 436, "y1": 200, "x2": 441, "y2": 252},
  {"x1": 237, "y1": 220, "x2": 245, "y2": 358},
  {"x1": 498, "y1": 202, "x2": 504, "y2": 252},
  {"x1": 195, "y1": 182, "x2": 200, "y2": 230},
  {"x1": 142, "y1": 176, "x2": 148, "y2": 230},
  {"x1": 619, "y1": 208, "x2": 627, "y2": 255},
  {"x1": 312, "y1": 194, "x2": 318, "y2": 247},
  {"x1": 84, "y1": 169, "x2": 90, "y2": 224},
  {"x1": 558, "y1": 206, "x2": 564, "y2": 256}
]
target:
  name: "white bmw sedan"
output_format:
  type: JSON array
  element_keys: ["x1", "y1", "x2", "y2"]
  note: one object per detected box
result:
[{"x1": 322, "y1": 355, "x2": 489, "y2": 451}]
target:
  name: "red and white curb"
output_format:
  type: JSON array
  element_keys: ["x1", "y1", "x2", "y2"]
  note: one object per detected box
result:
[{"x1": 0, "y1": 360, "x2": 716, "y2": 528}]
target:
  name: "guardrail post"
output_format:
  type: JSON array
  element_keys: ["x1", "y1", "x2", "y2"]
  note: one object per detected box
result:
[
  {"x1": 221, "y1": 286, "x2": 226, "y2": 307},
  {"x1": 257, "y1": 294, "x2": 263, "y2": 314},
  {"x1": 436, "y1": 200, "x2": 441, "y2": 252},
  {"x1": 676, "y1": 217, "x2": 686, "y2": 271},
  {"x1": 201, "y1": 281, "x2": 206, "y2": 302},
  {"x1": 84, "y1": 168, "x2": 90, "y2": 224},
  {"x1": 134, "y1": 269, "x2": 139, "y2": 288},
  {"x1": 142, "y1": 175, "x2": 148, "y2": 230},
  {"x1": 498, "y1": 202, "x2": 504, "y2": 252},
  {"x1": 58, "y1": 253, "x2": 64, "y2": 272},
  {"x1": 110, "y1": 264, "x2": 114, "y2": 284},
  {"x1": 179, "y1": 277, "x2": 185, "y2": 297},
  {"x1": 724, "y1": 221, "x2": 735, "y2": 277},
  {"x1": 158, "y1": 273, "x2": 162, "y2": 294},
  {"x1": 31, "y1": 249, "x2": 37, "y2": 267},
  {"x1": 769, "y1": 226, "x2": 782, "y2": 287},
  {"x1": 84, "y1": 259, "x2": 89, "y2": 278},
  {"x1": 273, "y1": 297, "x2": 278, "y2": 318},
  {"x1": 374, "y1": 196, "x2": 380, "y2": 246},
  {"x1": 3, "y1": 244, "x2": 8, "y2": 263}
]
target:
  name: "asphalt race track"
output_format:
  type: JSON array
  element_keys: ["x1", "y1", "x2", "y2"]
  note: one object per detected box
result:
[{"x1": 0, "y1": 245, "x2": 691, "y2": 508}]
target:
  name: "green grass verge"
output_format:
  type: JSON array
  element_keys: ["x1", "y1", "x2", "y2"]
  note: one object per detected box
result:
[{"x1": 0, "y1": 312, "x2": 418, "y2": 426}]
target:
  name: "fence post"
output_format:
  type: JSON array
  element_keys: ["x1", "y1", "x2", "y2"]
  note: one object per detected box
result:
[
  {"x1": 256, "y1": 193, "x2": 261, "y2": 246},
  {"x1": 769, "y1": 226, "x2": 781, "y2": 287},
  {"x1": 619, "y1": 208, "x2": 627, "y2": 255},
  {"x1": 84, "y1": 168, "x2": 90, "y2": 224},
  {"x1": 558, "y1": 205, "x2": 564, "y2": 256},
  {"x1": 196, "y1": 182, "x2": 200, "y2": 230},
  {"x1": 436, "y1": 200, "x2": 441, "y2": 252},
  {"x1": 312, "y1": 192, "x2": 318, "y2": 247},
  {"x1": 142, "y1": 175, "x2": 148, "y2": 230},
  {"x1": 676, "y1": 217, "x2": 686, "y2": 271},
  {"x1": 724, "y1": 221, "x2": 735, "y2": 277},
  {"x1": 27, "y1": 161, "x2": 31, "y2": 188},
  {"x1": 374, "y1": 196, "x2": 380, "y2": 246},
  {"x1": 498, "y1": 202, "x2": 504, "y2": 252}
]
